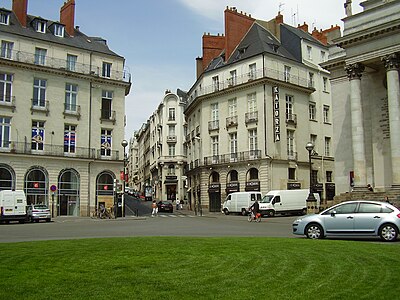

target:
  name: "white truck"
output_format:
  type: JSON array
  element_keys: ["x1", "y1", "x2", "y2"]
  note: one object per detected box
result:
[
  {"x1": 0, "y1": 190, "x2": 27, "y2": 224},
  {"x1": 222, "y1": 191, "x2": 262, "y2": 215},
  {"x1": 259, "y1": 189, "x2": 320, "y2": 217}
]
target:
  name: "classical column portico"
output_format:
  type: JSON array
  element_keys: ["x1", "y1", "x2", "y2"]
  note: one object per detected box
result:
[
  {"x1": 383, "y1": 53, "x2": 400, "y2": 189},
  {"x1": 345, "y1": 63, "x2": 367, "y2": 191}
]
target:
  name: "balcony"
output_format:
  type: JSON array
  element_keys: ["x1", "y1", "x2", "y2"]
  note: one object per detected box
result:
[
  {"x1": 63, "y1": 103, "x2": 81, "y2": 120},
  {"x1": 201, "y1": 150, "x2": 262, "y2": 167},
  {"x1": 245, "y1": 111, "x2": 258, "y2": 124},
  {"x1": 31, "y1": 99, "x2": 49, "y2": 116},
  {"x1": 188, "y1": 66, "x2": 310, "y2": 106},
  {"x1": 0, "y1": 49, "x2": 131, "y2": 83},
  {"x1": 1, "y1": 141, "x2": 99, "y2": 159},
  {"x1": 226, "y1": 116, "x2": 238, "y2": 128},
  {"x1": 166, "y1": 135, "x2": 177, "y2": 143},
  {"x1": 208, "y1": 120, "x2": 219, "y2": 131},
  {"x1": 100, "y1": 109, "x2": 116, "y2": 124},
  {"x1": 286, "y1": 113, "x2": 297, "y2": 126},
  {"x1": 0, "y1": 96, "x2": 16, "y2": 112}
]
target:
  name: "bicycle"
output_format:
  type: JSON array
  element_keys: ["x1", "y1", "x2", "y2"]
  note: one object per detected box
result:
[{"x1": 248, "y1": 211, "x2": 262, "y2": 223}]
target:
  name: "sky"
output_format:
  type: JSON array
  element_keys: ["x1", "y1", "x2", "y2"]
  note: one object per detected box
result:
[{"x1": 3, "y1": 0, "x2": 363, "y2": 139}]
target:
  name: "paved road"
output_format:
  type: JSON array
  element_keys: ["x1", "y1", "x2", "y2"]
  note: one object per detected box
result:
[{"x1": 0, "y1": 211, "x2": 299, "y2": 243}]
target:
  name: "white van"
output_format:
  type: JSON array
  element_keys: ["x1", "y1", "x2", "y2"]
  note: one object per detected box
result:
[
  {"x1": 0, "y1": 190, "x2": 27, "y2": 224},
  {"x1": 259, "y1": 189, "x2": 320, "y2": 217},
  {"x1": 222, "y1": 192, "x2": 262, "y2": 215}
]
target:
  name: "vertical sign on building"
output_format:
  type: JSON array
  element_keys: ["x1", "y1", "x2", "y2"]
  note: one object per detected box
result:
[{"x1": 273, "y1": 86, "x2": 280, "y2": 142}]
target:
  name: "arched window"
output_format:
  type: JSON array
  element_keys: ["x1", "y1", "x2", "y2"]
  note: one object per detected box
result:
[
  {"x1": 0, "y1": 164, "x2": 15, "y2": 190},
  {"x1": 58, "y1": 169, "x2": 80, "y2": 216},
  {"x1": 228, "y1": 170, "x2": 238, "y2": 182},
  {"x1": 24, "y1": 167, "x2": 48, "y2": 205},
  {"x1": 248, "y1": 168, "x2": 259, "y2": 181}
]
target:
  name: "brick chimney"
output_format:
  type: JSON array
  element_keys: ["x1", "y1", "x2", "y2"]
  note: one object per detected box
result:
[
  {"x1": 224, "y1": 7, "x2": 255, "y2": 61},
  {"x1": 60, "y1": 0, "x2": 76, "y2": 36},
  {"x1": 12, "y1": 0, "x2": 28, "y2": 27},
  {"x1": 202, "y1": 33, "x2": 225, "y2": 72},
  {"x1": 298, "y1": 22, "x2": 309, "y2": 33}
]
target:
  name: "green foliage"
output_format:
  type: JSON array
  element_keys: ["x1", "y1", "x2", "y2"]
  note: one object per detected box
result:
[{"x1": 0, "y1": 237, "x2": 399, "y2": 299}]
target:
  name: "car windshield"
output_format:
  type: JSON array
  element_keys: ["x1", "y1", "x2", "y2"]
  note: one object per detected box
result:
[
  {"x1": 34, "y1": 205, "x2": 48, "y2": 209},
  {"x1": 260, "y1": 195, "x2": 274, "y2": 203}
]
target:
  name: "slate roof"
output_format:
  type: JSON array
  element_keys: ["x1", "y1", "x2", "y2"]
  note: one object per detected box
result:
[
  {"x1": 204, "y1": 22, "x2": 299, "y2": 73},
  {"x1": 280, "y1": 23, "x2": 325, "y2": 46},
  {"x1": 0, "y1": 8, "x2": 122, "y2": 58}
]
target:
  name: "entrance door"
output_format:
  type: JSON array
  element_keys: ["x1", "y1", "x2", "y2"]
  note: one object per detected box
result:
[{"x1": 209, "y1": 192, "x2": 221, "y2": 212}]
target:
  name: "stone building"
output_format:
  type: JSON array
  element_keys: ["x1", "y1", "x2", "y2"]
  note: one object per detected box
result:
[
  {"x1": 185, "y1": 8, "x2": 337, "y2": 212},
  {"x1": 0, "y1": 0, "x2": 131, "y2": 216},
  {"x1": 323, "y1": 0, "x2": 400, "y2": 202}
]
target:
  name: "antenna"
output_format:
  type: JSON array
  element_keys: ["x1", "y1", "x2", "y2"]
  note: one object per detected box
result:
[
  {"x1": 291, "y1": 9, "x2": 297, "y2": 26},
  {"x1": 278, "y1": 2, "x2": 285, "y2": 13}
]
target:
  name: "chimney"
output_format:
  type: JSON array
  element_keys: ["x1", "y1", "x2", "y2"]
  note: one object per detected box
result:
[
  {"x1": 298, "y1": 22, "x2": 309, "y2": 33},
  {"x1": 202, "y1": 33, "x2": 225, "y2": 72},
  {"x1": 12, "y1": 0, "x2": 28, "y2": 27},
  {"x1": 275, "y1": 12, "x2": 283, "y2": 24},
  {"x1": 60, "y1": 0, "x2": 76, "y2": 36}
]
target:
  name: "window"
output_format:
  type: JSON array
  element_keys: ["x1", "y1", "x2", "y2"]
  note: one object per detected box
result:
[
  {"x1": 211, "y1": 103, "x2": 218, "y2": 121},
  {"x1": 310, "y1": 134, "x2": 317, "y2": 153},
  {"x1": 288, "y1": 168, "x2": 296, "y2": 180},
  {"x1": 249, "y1": 63, "x2": 256, "y2": 80},
  {"x1": 64, "y1": 125, "x2": 76, "y2": 154},
  {"x1": 228, "y1": 98, "x2": 237, "y2": 117},
  {"x1": 211, "y1": 136, "x2": 219, "y2": 158},
  {"x1": 0, "y1": 73, "x2": 12, "y2": 103},
  {"x1": 287, "y1": 130, "x2": 295, "y2": 158},
  {"x1": 247, "y1": 93, "x2": 256, "y2": 113},
  {"x1": 168, "y1": 108, "x2": 175, "y2": 121},
  {"x1": 307, "y1": 46, "x2": 312, "y2": 60},
  {"x1": 229, "y1": 132, "x2": 237, "y2": 161},
  {"x1": 326, "y1": 171, "x2": 332, "y2": 182},
  {"x1": 168, "y1": 164, "x2": 175, "y2": 175},
  {"x1": 323, "y1": 105, "x2": 330, "y2": 123},
  {"x1": 1, "y1": 41, "x2": 13, "y2": 59},
  {"x1": 0, "y1": 117, "x2": 11, "y2": 148},
  {"x1": 309, "y1": 102, "x2": 316, "y2": 120},
  {"x1": 212, "y1": 76, "x2": 219, "y2": 92},
  {"x1": 54, "y1": 24, "x2": 64, "y2": 37},
  {"x1": 249, "y1": 129, "x2": 257, "y2": 155},
  {"x1": 65, "y1": 84, "x2": 78, "y2": 111},
  {"x1": 286, "y1": 95, "x2": 294, "y2": 121},
  {"x1": 325, "y1": 203, "x2": 357, "y2": 215},
  {"x1": 34, "y1": 48, "x2": 47, "y2": 65},
  {"x1": 31, "y1": 121, "x2": 45, "y2": 151},
  {"x1": 308, "y1": 72, "x2": 314, "y2": 88},
  {"x1": 229, "y1": 70, "x2": 237, "y2": 86},
  {"x1": 168, "y1": 144, "x2": 175, "y2": 156},
  {"x1": 311, "y1": 170, "x2": 318, "y2": 185},
  {"x1": 66, "y1": 54, "x2": 77, "y2": 71},
  {"x1": 323, "y1": 77, "x2": 328, "y2": 92},
  {"x1": 101, "y1": 90, "x2": 113, "y2": 119},
  {"x1": 325, "y1": 137, "x2": 331, "y2": 156},
  {"x1": 284, "y1": 65, "x2": 291, "y2": 82},
  {"x1": 102, "y1": 62, "x2": 112, "y2": 78},
  {"x1": 36, "y1": 20, "x2": 47, "y2": 33},
  {"x1": 168, "y1": 125, "x2": 175, "y2": 136},
  {"x1": 0, "y1": 12, "x2": 10, "y2": 25},
  {"x1": 358, "y1": 203, "x2": 383, "y2": 213},
  {"x1": 321, "y1": 51, "x2": 326, "y2": 62},
  {"x1": 33, "y1": 79, "x2": 47, "y2": 107},
  {"x1": 100, "y1": 129, "x2": 112, "y2": 157}
]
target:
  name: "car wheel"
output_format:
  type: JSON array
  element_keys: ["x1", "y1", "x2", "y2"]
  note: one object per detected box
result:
[
  {"x1": 305, "y1": 223, "x2": 324, "y2": 239},
  {"x1": 223, "y1": 209, "x2": 229, "y2": 215},
  {"x1": 241, "y1": 209, "x2": 247, "y2": 216},
  {"x1": 268, "y1": 210, "x2": 275, "y2": 217},
  {"x1": 379, "y1": 224, "x2": 398, "y2": 242}
]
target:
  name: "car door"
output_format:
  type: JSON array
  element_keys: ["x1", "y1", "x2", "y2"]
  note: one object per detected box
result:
[
  {"x1": 353, "y1": 202, "x2": 384, "y2": 234},
  {"x1": 322, "y1": 202, "x2": 358, "y2": 234}
]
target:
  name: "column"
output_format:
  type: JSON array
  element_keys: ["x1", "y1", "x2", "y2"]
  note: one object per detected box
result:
[
  {"x1": 383, "y1": 54, "x2": 400, "y2": 189},
  {"x1": 345, "y1": 63, "x2": 367, "y2": 191}
]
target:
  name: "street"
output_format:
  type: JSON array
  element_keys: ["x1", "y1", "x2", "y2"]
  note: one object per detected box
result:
[{"x1": 0, "y1": 212, "x2": 298, "y2": 243}]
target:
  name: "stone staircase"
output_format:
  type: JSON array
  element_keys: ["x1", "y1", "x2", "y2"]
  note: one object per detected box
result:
[{"x1": 332, "y1": 191, "x2": 400, "y2": 208}]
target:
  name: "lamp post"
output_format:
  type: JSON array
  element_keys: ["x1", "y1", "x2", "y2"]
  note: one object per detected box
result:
[
  {"x1": 121, "y1": 139, "x2": 128, "y2": 217},
  {"x1": 194, "y1": 136, "x2": 202, "y2": 216},
  {"x1": 305, "y1": 142, "x2": 317, "y2": 214}
]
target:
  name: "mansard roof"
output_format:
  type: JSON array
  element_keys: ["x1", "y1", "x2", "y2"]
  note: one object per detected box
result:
[{"x1": 0, "y1": 9, "x2": 122, "y2": 58}]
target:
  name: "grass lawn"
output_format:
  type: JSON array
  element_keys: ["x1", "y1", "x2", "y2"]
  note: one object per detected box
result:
[{"x1": 0, "y1": 237, "x2": 399, "y2": 299}]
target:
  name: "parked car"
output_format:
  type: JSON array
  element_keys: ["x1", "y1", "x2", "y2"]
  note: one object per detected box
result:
[
  {"x1": 292, "y1": 200, "x2": 400, "y2": 242},
  {"x1": 27, "y1": 204, "x2": 51, "y2": 222},
  {"x1": 157, "y1": 201, "x2": 173, "y2": 213}
]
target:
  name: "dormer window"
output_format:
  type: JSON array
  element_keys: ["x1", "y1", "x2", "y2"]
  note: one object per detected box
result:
[
  {"x1": 36, "y1": 20, "x2": 47, "y2": 33},
  {"x1": 54, "y1": 24, "x2": 65, "y2": 37},
  {"x1": 0, "y1": 11, "x2": 10, "y2": 25}
]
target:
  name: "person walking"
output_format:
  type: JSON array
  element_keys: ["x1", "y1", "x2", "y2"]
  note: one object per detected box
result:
[
  {"x1": 176, "y1": 199, "x2": 180, "y2": 210},
  {"x1": 151, "y1": 200, "x2": 158, "y2": 217}
]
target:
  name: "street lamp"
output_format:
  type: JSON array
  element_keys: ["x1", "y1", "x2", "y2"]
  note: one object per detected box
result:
[
  {"x1": 305, "y1": 142, "x2": 316, "y2": 214},
  {"x1": 194, "y1": 136, "x2": 202, "y2": 216},
  {"x1": 121, "y1": 139, "x2": 128, "y2": 217}
]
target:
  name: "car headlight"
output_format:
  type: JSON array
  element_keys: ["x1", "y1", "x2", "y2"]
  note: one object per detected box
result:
[{"x1": 294, "y1": 218, "x2": 304, "y2": 223}]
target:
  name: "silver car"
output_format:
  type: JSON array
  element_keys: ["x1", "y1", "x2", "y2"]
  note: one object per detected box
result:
[
  {"x1": 292, "y1": 200, "x2": 400, "y2": 241},
  {"x1": 27, "y1": 204, "x2": 51, "y2": 222}
]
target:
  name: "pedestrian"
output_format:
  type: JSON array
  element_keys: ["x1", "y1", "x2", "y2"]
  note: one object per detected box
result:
[
  {"x1": 179, "y1": 199, "x2": 183, "y2": 210},
  {"x1": 176, "y1": 199, "x2": 180, "y2": 210},
  {"x1": 367, "y1": 184, "x2": 374, "y2": 192},
  {"x1": 151, "y1": 200, "x2": 158, "y2": 217}
]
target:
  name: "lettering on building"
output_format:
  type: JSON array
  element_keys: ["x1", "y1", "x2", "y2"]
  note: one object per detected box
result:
[{"x1": 273, "y1": 86, "x2": 280, "y2": 142}]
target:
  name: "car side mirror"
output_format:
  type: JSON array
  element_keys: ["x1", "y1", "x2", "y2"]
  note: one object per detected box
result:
[{"x1": 330, "y1": 210, "x2": 336, "y2": 217}]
